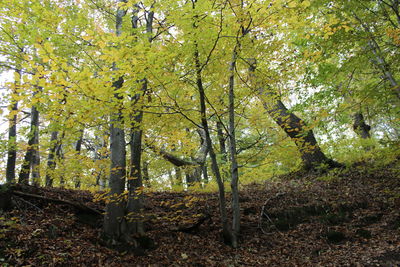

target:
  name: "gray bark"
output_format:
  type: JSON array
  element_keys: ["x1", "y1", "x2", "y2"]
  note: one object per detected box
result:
[
  {"x1": 45, "y1": 131, "x2": 59, "y2": 187},
  {"x1": 19, "y1": 94, "x2": 40, "y2": 184},
  {"x1": 6, "y1": 69, "x2": 20, "y2": 184},
  {"x1": 194, "y1": 47, "x2": 231, "y2": 244},
  {"x1": 249, "y1": 61, "x2": 339, "y2": 170},
  {"x1": 125, "y1": 7, "x2": 154, "y2": 236},
  {"x1": 103, "y1": 0, "x2": 128, "y2": 243},
  {"x1": 228, "y1": 50, "x2": 240, "y2": 248}
]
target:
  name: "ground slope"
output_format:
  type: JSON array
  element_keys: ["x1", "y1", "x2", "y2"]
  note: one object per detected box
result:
[{"x1": 0, "y1": 159, "x2": 399, "y2": 266}]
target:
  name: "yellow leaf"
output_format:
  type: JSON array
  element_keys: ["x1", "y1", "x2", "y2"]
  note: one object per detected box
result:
[{"x1": 302, "y1": 0, "x2": 311, "y2": 7}]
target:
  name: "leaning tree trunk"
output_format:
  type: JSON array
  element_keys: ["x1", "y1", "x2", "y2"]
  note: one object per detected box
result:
[
  {"x1": 249, "y1": 61, "x2": 339, "y2": 170},
  {"x1": 6, "y1": 69, "x2": 20, "y2": 184},
  {"x1": 19, "y1": 96, "x2": 40, "y2": 184}
]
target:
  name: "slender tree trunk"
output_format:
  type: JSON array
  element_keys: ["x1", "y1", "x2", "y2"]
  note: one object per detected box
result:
[
  {"x1": 45, "y1": 131, "x2": 59, "y2": 187},
  {"x1": 56, "y1": 131, "x2": 65, "y2": 187},
  {"x1": 74, "y1": 129, "x2": 84, "y2": 188},
  {"x1": 216, "y1": 121, "x2": 227, "y2": 161},
  {"x1": 19, "y1": 95, "x2": 40, "y2": 184},
  {"x1": 228, "y1": 50, "x2": 240, "y2": 248},
  {"x1": 194, "y1": 47, "x2": 231, "y2": 244},
  {"x1": 202, "y1": 164, "x2": 209, "y2": 184},
  {"x1": 6, "y1": 69, "x2": 20, "y2": 184},
  {"x1": 142, "y1": 160, "x2": 150, "y2": 187}
]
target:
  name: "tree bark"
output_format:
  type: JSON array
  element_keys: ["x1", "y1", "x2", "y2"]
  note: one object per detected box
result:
[
  {"x1": 6, "y1": 69, "x2": 20, "y2": 184},
  {"x1": 102, "y1": 0, "x2": 128, "y2": 243},
  {"x1": 74, "y1": 129, "x2": 84, "y2": 188},
  {"x1": 249, "y1": 61, "x2": 339, "y2": 170},
  {"x1": 353, "y1": 112, "x2": 371, "y2": 139},
  {"x1": 228, "y1": 49, "x2": 240, "y2": 248},
  {"x1": 45, "y1": 131, "x2": 59, "y2": 187},
  {"x1": 125, "y1": 7, "x2": 154, "y2": 236},
  {"x1": 142, "y1": 160, "x2": 150, "y2": 187},
  {"x1": 19, "y1": 94, "x2": 40, "y2": 184},
  {"x1": 194, "y1": 46, "x2": 231, "y2": 244}
]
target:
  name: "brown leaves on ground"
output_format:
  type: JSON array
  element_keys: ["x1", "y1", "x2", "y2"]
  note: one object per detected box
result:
[{"x1": 0, "y1": 159, "x2": 399, "y2": 266}]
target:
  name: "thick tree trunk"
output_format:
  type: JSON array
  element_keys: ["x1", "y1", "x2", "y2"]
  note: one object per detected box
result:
[
  {"x1": 125, "y1": 8, "x2": 154, "y2": 237},
  {"x1": 353, "y1": 112, "x2": 371, "y2": 139},
  {"x1": 103, "y1": 76, "x2": 127, "y2": 243},
  {"x1": 249, "y1": 61, "x2": 339, "y2": 170},
  {"x1": 261, "y1": 94, "x2": 338, "y2": 170},
  {"x1": 31, "y1": 120, "x2": 40, "y2": 187},
  {"x1": 127, "y1": 104, "x2": 145, "y2": 235},
  {"x1": 103, "y1": 0, "x2": 129, "y2": 244},
  {"x1": 6, "y1": 69, "x2": 20, "y2": 184},
  {"x1": 19, "y1": 99, "x2": 40, "y2": 184},
  {"x1": 45, "y1": 131, "x2": 59, "y2": 187}
]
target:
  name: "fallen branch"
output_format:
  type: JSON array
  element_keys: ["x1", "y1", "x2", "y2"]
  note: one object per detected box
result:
[
  {"x1": 175, "y1": 214, "x2": 211, "y2": 233},
  {"x1": 258, "y1": 192, "x2": 285, "y2": 235},
  {"x1": 12, "y1": 191, "x2": 102, "y2": 216}
]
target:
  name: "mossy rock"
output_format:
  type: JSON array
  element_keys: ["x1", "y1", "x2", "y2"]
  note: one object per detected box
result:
[{"x1": 326, "y1": 231, "x2": 346, "y2": 243}]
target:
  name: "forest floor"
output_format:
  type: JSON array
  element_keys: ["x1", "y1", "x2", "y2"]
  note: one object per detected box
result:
[{"x1": 1, "y1": 158, "x2": 399, "y2": 266}]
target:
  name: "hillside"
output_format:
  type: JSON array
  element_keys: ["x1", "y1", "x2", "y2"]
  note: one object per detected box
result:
[{"x1": 1, "y1": 159, "x2": 399, "y2": 266}]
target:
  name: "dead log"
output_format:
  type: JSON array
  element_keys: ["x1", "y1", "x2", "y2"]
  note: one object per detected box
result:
[{"x1": 12, "y1": 190, "x2": 102, "y2": 216}]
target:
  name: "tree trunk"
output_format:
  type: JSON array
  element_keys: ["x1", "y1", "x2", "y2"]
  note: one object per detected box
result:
[
  {"x1": 125, "y1": 7, "x2": 154, "y2": 237},
  {"x1": 31, "y1": 118, "x2": 40, "y2": 187},
  {"x1": 228, "y1": 49, "x2": 240, "y2": 248},
  {"x1": 194, "y1": 46, "x2": 231, "y2": 244},
  {"x1": 19, "y1": 96, "x2": 40, "y2": 184},
  {"x1": 6, "y1": 69, "x2": 20, "y2": 184},
  {"x1": 127, "y1": 103, "x2": 145, "y2": 235},
  {"x1": 353, "y1": 112, "x2": 371, "y2": 139},
  {"x1": 74, "y1": 129, "x2": 84, "y2": 188},
  {"x1": 103, "y1": 77, "x2": 127, "y2": 243},
  {"x1": 249, "y1": 61, "x2": 339, "y2": 170},
  {"x1": 102, "y1": 0, "x2": 128, "y2": 243},
  {"x1": 142, "y1": 160, "x2": 150, "y2": 187},
  {"x1": 45, "y1": 131, "x2": 59, "y2": 187}
]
